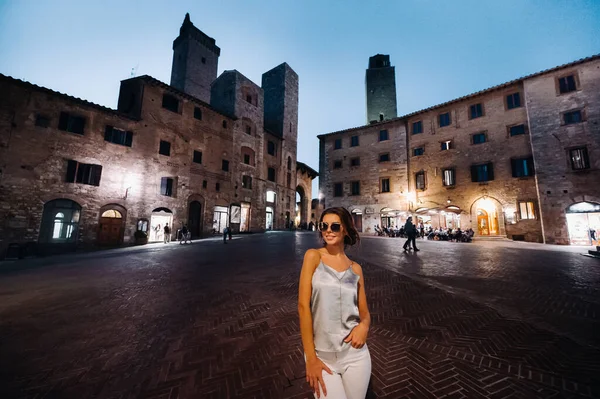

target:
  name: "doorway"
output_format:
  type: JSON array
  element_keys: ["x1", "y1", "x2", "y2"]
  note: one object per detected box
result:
[
  {"x1": 212, "y1": 206, "x2": 228, "y2": 233},
  {"x1": 188, "y1": 201, "x2": 202, "y2": 238},
  {"x1": 240, "y1": 203, "x2": 251, "y2": 232},
  {"x1": 266, "y1": 206, "x2": 274, "y2": 230},
  {"x1": 150, "y1": 208, "x2": 173, "y2": 242},
  {"x1": 351, "y1": 209, "x2": 363, "y2": 232},
  {"x1": 98, "y1": 209, "x2": 124, "y2": 245},
  {"x1": 566, "y1": 202, "x2": 600, "y2": 245}
]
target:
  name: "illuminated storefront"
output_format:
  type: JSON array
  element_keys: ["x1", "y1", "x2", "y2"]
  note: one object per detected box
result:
[{"x1": 566, "y1": 202, "x2": 600, "y2": 245}]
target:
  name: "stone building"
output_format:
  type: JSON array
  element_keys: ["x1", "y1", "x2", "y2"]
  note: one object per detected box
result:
[
  {"x1": 366, "y1": 54, "x2": 397, "y2": 124},
  {"x1": 295, "y1": 161, "x2": 318, "y2": 228},
  {"x1": 319, "y1": 54, "x2": 600, "y2": 245},
  {"x1": 0, "y1": 14, "x2": 309, "y2": 258}
]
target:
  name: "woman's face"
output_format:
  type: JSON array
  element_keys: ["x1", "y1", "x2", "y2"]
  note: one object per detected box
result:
[{"x1": 320, "y1": 213, "x2": 345, "y2": 246}]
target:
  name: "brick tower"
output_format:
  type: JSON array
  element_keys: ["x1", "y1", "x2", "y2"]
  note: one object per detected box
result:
[
  {"x1": 365, "y1": 54, "x2": 397, "y2": 123},
  {"x1": 170, "y1": 13, "x2": 220, "y2": 103}
]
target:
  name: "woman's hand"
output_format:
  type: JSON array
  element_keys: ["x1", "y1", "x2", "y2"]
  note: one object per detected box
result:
[
  {"x1": 305, "y1": 356, "x2": 332, "y2": 398},
  {"x1": 344, "y1": 322, "x2": 369, "y2": 348}
]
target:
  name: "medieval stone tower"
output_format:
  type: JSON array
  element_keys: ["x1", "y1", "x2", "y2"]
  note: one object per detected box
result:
[
  {"x1": 170, "y1": 13, "x2": 220, "y2": 103},
  {"x1": 365, "y1": 54, "x2": 397, "y2": 123}
]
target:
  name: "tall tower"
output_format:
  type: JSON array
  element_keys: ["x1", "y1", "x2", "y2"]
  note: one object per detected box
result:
[
  {"x1": 365, "y1": 54, "x2": 397, "y2": 123},
  {"x1": 262, "y1": 63, "x2": 298, "y2": 144},
  {"x1": 170, "y1": 13, "x2": 220, "y2": 103}
]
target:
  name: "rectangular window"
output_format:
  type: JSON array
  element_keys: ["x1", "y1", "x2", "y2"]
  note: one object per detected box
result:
[
  {"x1": 569, "y1": 147, "x2": 589, "y2": 170},
  {"x1": 222, "y1": 120, "x2": 228, "y2": 128},
  {"x1": 35, "y1": 114, "x2": 50, "y2": 128},
  {"x1": 193, "y1": 150, "x2": 202, "y2": 164},
  {"x1": 558, "y1": 75, "x2": 577, "y2": 94},
  {"x1": 381, "y1": 178, "x2": 390, "y2": 193},
  {"x1": 267, "y1": 141, "x2": 276, "y2": 156},
  {"x1": 439, "y1": 112, "x2": 451, "y2": 127},
  {"x1": 159, "y1": 140, "x2": 171, "y2": 156},
  {"x1": 350, "y1": 157, "x2": 360, "y2": 167},
  {"x1": 66, "y1": 160, "x2": 102, "y2": 186},
  {"x1": 412, "y1": 147, "x2": 424, "y2": 156},
  {"x1": 379, "y1": 130, "x2": 389, "y2": 141},
  {"x1": 104, "y1": 126, "x2": 133, "y2": 147},
  {"x1": 440, "y1": 140, "x2": 452, "y2": 151},
  {"x1": 379, "y1": 153, "x2": 390, "y2": 162},
  {"x1": 58, "y1": 112, "x2": 85, "y2": 135},
  {"x1": 334, "y1": 183, "x2": 343, "y2": 197},
  {"x1": 509, "y1": 124, "x2": 526, "y2": 136},
  {"x1": 412, "y1": 121, "x2": 423, "y2": 134},
  {"x1": 472, "y1": 132, "x2": 487, "y2": 144},
  {"x1": 216, "y1": 182, "x2": 220, "y2": 192},
  {"x1": 415, "y1": 171, "x2": 426, "y2": 190},
  {"x1": 350, "y1": 136, "x2": 359, "y2": 147},
  {"x1": 442, "y1": 168, "x2": 455, "y2": 187},
  {"x1": 469, "y1": 103, "x2": 484, "y2": 119},
  {"x1": 511, "y1": 157, "x2": 535, "y2": 177},
  {"x1": 506, "y1": 93, "x2": 521, "y2": 109},
  {"x1": 246, "y1": 95, "x2": 253, "y2": 104},
  {"x1": 519, "y1": 201, "x2": 536, "y2": 220},
  {"x1": 202, "y1": 180, "x2": 207, "y2": 189},
  {"x1": 287, "y1": 173, "x2": 291, "y2": 187},
  {"x1": 564, "y1": 110, "x2": 583, "y2": 125},
  {"x1": 194, "y1": 107, "x2": 202, "y2": 120},
  {"x1": 350, "y1": 181, "x2": 360, "y2": 195},
  {"x1": 245, "y1": 125, "x2": 252, "y2": 135},
  {"x1": 243, "y1": 154, "x2": 251, "y2": 164},
  {"x1": 333, "y1": 160, "x2": 343, "y2": 169},
  {"x1": 242, "y1": 175, "x2": 252, "y2": 189},
  {"x1": 334, "y1": 138, "x2": 342, "y2": 150},
  {"x1": 162, "y1": 94, "x2": 179, "y2": 113},
  {"x1": 471, "y1": 163, "x2": 494, "y2": 182},
  {"x1": 268, "y1": 167, "x2": 276, "y2": 182},
  {"x1": 222, "y1": 160, "x2": 229, "y2": 172},
  {"x1": 160, "y1": 177, "x2": 174, "y2": 196}
]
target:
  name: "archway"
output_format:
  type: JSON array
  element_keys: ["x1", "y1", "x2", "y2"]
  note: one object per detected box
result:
[
  {"x1": 188, "y1": 201, "x2": 202, "y2": 238},
  {"x1": 296, "y1": 185, "x2": 308, "y2": 229},
  {"x1": 98, "y1": 204, "x2": 126, "y2": 246},
  {"x1": 39, "y1": 199, "x2": 82, "y2": 252},
  {"x1": 565, "y1": 201, "x2": 600, "y2": 245},
  {"x1": 150, "y1": 207, "x2": 173, "y2": 242},
  {"x1": 472, "y1": 198, "x2": 500, "y2": 236}
]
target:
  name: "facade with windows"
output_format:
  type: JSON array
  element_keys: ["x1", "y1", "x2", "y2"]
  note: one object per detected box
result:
[
  {"x1": 318, "y1": 54, "x2": 600, "y2": 244},
  {"x1": 0, "y1": 14, "x2": 306, "y2": 258}
]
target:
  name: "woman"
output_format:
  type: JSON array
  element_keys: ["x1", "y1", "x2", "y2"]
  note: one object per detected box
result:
[{"x1": 298, "y1": 207, "x2": 371, "y2": 399}]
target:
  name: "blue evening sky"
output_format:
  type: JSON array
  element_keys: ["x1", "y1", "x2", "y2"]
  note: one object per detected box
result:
[{"x1": 1, "y1": 0, "x2": 599, "y2": 197}]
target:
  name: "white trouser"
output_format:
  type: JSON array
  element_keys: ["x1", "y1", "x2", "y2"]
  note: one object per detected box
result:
[{"x1": 313, "y1": 344, "x2": 371, "y2": 399}]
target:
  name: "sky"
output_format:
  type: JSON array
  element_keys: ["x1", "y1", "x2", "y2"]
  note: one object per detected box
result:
[{"x1": 1, "y1": 0, "x2": 599, "y2": 197}]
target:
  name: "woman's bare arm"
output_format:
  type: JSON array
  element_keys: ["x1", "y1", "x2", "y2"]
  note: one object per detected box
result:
[{"x1": 298, "y1": 249, "x2": 321, "y2": 360}]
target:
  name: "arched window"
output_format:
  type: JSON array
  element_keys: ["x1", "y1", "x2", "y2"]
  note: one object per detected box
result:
[
  {"x1": 52, "y1": 212, "x2": 65, "y2": 239},
  {"x1": 101, "y1": 209, "x2": 122, "y2": 218},
  {"x1": 287, "y1": 156, "x2": 292, "y2": 169}
]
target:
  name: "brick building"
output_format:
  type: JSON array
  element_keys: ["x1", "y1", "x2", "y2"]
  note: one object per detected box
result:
[
  {"x1": 0, "y1": 14, "x2": 307, "y2": 258},
  {"x1": 318, "y1": 54, "x2": 600, "y2": 245}
]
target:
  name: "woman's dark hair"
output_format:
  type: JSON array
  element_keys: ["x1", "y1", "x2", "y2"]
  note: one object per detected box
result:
[{"x1": 319, "y1": 207, "x2": 360, "y2": 247}]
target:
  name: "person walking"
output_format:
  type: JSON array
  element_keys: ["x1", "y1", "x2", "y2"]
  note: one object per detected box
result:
[
  {"x1": 163, "y1": 223, "x2": 171, "y2": 244},
  {"x1": 180, "y1": 224, "x2": 190, "y2": 244},
  {"x1": 298, "y1": 207, "x2": 371, "y2": 399},
  {"x1": 402, "y1": 216, "x2": 419, "y2": 251}
]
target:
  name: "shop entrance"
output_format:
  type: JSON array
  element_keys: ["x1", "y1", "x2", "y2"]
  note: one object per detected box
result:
[
  {"x1": 212, "y1": 206, "x2": 229, "y2": 233},
  {"x1": 240, "y1": 202, "x2": 251, "y2": 232},
  {"x1": 566, "y1": 202, "x2": 600, "y2": 245},
  {"x1": 474, "y1": 198, "x2": 499, "y2": 236},
  {"x1": 351, "y1": 209, "x2": 363, "y2": 232},
  {"x1": 150, "y1": 208, "x2": 173, "y2": 242},
  {"x1": 266, "y1": 206, "x2": 274, "y2": 230},
  {"x1": 98, "y1": 209, "x2": 124, "y2": 246}
]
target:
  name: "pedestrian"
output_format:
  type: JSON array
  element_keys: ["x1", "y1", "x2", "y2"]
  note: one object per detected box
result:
[
  {"x1": 223, "y1": 226, "x2": 229, "y2": 244},
  {"x1": 180, "y1": 224, "x2": 190, "y2": 244},
  {"x1": 163, "y1": 223, "x2": 171, "y2": 244},
  {"x1": 402, "y1": 216, "x2": 419, "y2": 251},
  {"x1": 298, "y1": 207, "x2": 371, "y2": 399}
]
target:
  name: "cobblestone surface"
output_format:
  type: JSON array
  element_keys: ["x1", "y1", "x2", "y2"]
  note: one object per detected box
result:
[{"x1": 0, "y1": 232, "x2": 598, "y2": 398}]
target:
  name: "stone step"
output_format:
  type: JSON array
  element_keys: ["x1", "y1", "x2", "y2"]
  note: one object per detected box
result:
[{"x1": 473, "y1": 235, "x2": 509, "y2": 241}]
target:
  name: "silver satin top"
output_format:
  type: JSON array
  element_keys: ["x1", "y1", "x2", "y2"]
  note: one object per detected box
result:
[{"x1": 311, "y1": 260, "x2": 361, "y2": 352}]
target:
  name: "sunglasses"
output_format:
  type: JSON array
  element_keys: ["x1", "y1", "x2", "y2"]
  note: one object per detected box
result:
[{"x1": 318, "y1": 222, "x2": 342, "y2": 232}]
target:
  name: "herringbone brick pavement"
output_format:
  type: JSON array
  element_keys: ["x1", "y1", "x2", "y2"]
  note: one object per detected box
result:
[{"x1": 0, "y1": 233, "x2": 598, "y2": 398}]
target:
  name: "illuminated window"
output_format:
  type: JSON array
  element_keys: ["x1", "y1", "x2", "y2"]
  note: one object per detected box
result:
[{"x1": 519, "y1": 201, "x2": 536, "y2": 220}]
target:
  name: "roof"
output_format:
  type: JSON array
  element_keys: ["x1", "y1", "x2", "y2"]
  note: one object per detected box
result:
[
  {"x1": 297, "y1": 161, "x2": 319, "y2": 178},
  {"x1": 0, "y1": 73, "x2": 138, "y2": 121},
  {"x1": 122, "y1": 74, "x2": 237, "y2": 120},
  {"x1": 318, "y1": 53, "x2": 600, "y2": 139}
]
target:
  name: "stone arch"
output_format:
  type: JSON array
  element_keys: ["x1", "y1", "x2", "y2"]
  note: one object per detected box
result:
[
  {"x1": 38, "y1": 199, "x2": 82, "y2": 254},
  {"x1": 469, "y1": 196, "x2": 505, "y2": 236},
  {"x1": 98, "y1": 203, "x2": 127, "y2": 246},
  {"x1": 187, "y1": 194, "x2": 206, "y2": 238},
  {"x1": 241, "y1": 146, "x2": 256, "y2": 166}
]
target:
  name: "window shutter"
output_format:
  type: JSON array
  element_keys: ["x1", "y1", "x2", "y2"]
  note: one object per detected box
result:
[
  {"x1": 471, "y1": 166, "x2": 478, "y2": 182},
  {"x1": 58, "y1": 112, "x2": 69, "y2": 131},
  {"x1": 511, "y1": 159, "x2": 518, "y2": 177},
  {"x1": 92, "y1": 165, "x2": 102, "y2": 186},
  {"x1": 125, "y1": 131, "x2": 133, "y2": 147},
  {"x1": 488, "y1": 163, "x2": 494, "y2": 181},
  {"x1": 166, "y1": 178, "x2": 173, "y2": 195},
  {"x1": 161, "y1": 177, "x2": 168, "y2": 195},
  {"x1": 104, "y1": 126, "x2": 113, "y2": 142},
  {"x1": 66, "y1": 160, "x2": 77, "y2": 182}
]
